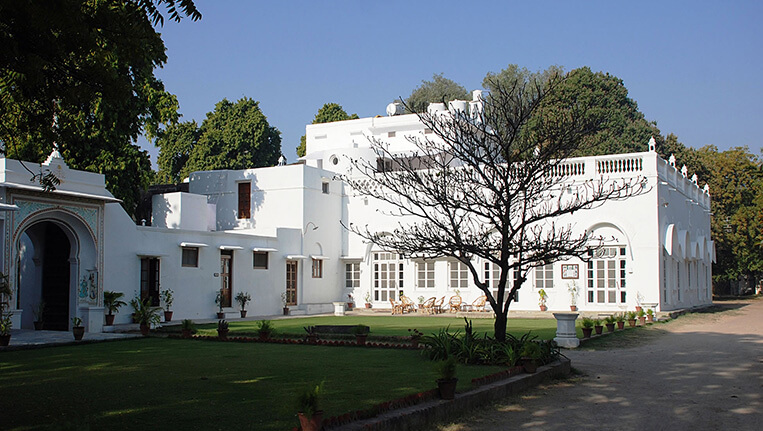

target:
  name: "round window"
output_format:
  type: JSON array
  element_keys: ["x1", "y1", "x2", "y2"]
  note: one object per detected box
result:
[{"x1": 330, "y1": 155, "x2": 339, "y2": 165}]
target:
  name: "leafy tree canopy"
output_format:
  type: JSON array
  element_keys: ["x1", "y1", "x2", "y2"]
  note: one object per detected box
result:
[
  {"x1": 296, "y1": 103, "x2": 358, "y2": 157},
  {"x1": 0, "y1": 0, "x2": 200, "y2": 217},
  {"x1": 157, "y1": 97, "x2": 282, "y2": 182},
  {"x1": 404, "y1": 73, "x2": 469, "y2": 113}
]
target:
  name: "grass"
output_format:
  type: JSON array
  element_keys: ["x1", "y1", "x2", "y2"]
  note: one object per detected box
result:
[
  {"x1": 0, "y1": 338, "x2": 505, "y2": 431},
  {"x1": 171, "y1": 315, "x2": 560, "y2": 340}
]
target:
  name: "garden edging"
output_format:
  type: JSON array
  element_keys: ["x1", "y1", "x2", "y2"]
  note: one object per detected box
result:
[{"x1": 327, "y1": 357, "x2": 571, "y2": 431}]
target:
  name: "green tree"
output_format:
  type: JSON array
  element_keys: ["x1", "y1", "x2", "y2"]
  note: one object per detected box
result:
[
  {"x1": 0, "y1": 0, "x2": 200, "y2": 217},
  {"x1": 404, "y1": 73, "x2": 469, "y2": 113},
  {"x1": 158, "y1": 98, "x2": 282, "y2": 180},
  {"x1": 296, "y1": 103, "x2": 358, "y2": 157}
]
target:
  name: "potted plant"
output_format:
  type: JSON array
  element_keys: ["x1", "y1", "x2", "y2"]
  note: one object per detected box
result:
[
  {"x1": 161, "y1": 289, "x2": 174, "y2": 322},
  {"x1": 408, "y1": 328, "x2": 423, "y2": 348},
  {"x1": 31, "y1": 301, "x2": 45, "y2": 330},
  {"x1": 353, "y1": 324, "x2": 369, "y2": 345},
  {"x1": 520, "y1": 341, "x2": 543, "y2": 373},
  {"x1": 217, "y1": 319, "x2": 229, "y2": 339},
  {"x1": 637, "y1": 309, "x2": 646, "y2": 325},
  {"x1": 646, "y1": 308, "x2": 654, "y2": 322},
  {"x1": 71, "y1": 316, "x2": 85, "y2": 341},
  {"x1": 593, "y1": 318, "x2": 603, "y2": 335},
  {"x1": 103, "y1": 291, "x2": 126, "y2": 326},
  {"x1": 131, "y1": 297, "x2": 161, "y2": 336},
  {"x1": 626, "y1": 311, "x2": 637, "y2": 327},
  {"x1": 364, "y1": 291, "x2": 372, "y2": 309},
  {"x1": 346, "y1": 294, "x2": 354, "y2": 311},
  {"x1": 296, "y1": 382, "x2": 324, "y2": 431},
  {"x1": 581, "y1": 316, "x2": 594, "y2": 338},
  {"x1": 615, "y1": 312, "x2": 625, "y2": 330},
  {"x1": 568, "y1": 281, "x2": 579, "y2": 311},
  {"x1": 435, "y1": 356, "x2": 458, "y2": 400},
  {"x1": 304, "y1": 326, "x2": 318, "y2": 344},
  {"x1": 604, "y1": 315, "x2": 616, "y2": 333},
  {"x1": 280, "y1": 292, "x2": 289, "y2": 316},
  {"x1": 538, "y1": 289, "x2": 548, "y2": 311},
  {"x1": 0, "y1": 311, "x2": 12, "y2": 346},
  {"x1": 235, "y1": 291, "x2": 251, "y2": 318},
  {"x1": 181, "y1": 319, "x2": 196, "y2": 339},
  {"x1": 256, "y1": 319, "x2": 274, "y2": 340},
  {"x1": 214, "y1": 290, "x2": 225, "y2": 319}
]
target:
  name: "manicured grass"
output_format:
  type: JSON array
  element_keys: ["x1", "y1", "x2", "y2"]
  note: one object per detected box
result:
[
  {"x1": 186, "y1": 315, "x2": 559, "y2": 340},
  {"x1": 0, "y1": 338, "x2": 504, "y2": 431}
]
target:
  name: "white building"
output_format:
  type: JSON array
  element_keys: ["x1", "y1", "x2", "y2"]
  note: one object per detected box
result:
[{"x1": 0, "y1": 98, "x2": 714, "y2": 333}]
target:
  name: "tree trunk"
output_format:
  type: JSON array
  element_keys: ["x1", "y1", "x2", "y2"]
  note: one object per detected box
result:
[{"x1": 493, "y1": 310, "x2": 508, "y2": 342}]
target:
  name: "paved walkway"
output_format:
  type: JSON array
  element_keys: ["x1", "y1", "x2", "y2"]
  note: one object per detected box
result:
[
  {"x1": 431, "y1": 297, "x2": 763, "y2": 431},
  {"x1": 2, "y1": 329, "x2": 140, "y2": 349}
]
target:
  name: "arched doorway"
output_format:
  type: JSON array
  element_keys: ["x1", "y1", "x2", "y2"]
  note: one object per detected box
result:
[{"x1": 18, "y1": 220, "x2": 77, "y2": 331}]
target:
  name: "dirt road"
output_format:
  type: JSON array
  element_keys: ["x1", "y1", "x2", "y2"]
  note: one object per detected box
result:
[{"x1": 433, "y1": 298, "x2": 763, "y2": 431}]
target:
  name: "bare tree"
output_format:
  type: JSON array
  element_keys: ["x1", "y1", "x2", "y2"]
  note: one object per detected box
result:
[{"x1": 343, "y1": 73, "x2": 648, "y2": 341}]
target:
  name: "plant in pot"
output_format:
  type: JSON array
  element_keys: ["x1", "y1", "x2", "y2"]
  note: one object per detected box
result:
[
  {"x1": 646, "y1": 308, "x2": 654, "y2": 322},
  {"x1": 31, "y1": 301, "x2": 45, "y2": 330},
  {"x1": 435, "y1": 356, "x2": 458, "y2": 400},
  {"x1": 626, "y1": 310, "x2": 637, "y2": 327},
  {"x1": 538, "y1": 289, "x2": 548, "y2": 312},
  {"x1": 520, "y1": 341, "x2": 543, "y2": 373},
  {"x1": 581, "y1": 316, "x2": 594, "y2": 338},
  {"x1": 280, "y1": 292, "x2": 289, "y2": 315},
  {"x1": 346, "y1": 294, "x2": 354, "y2": 311},
  {"x1": 604, "y1": 315, "x2": 616, "y2": 333},
  {"x1": 161, "y1": 289, "x2": 174, "y2": 322},
  {"x1": 256, "y1": 319, "x2": 274, "y2": 340},
  {"x1": 304, "y1": 325, "x2": 318, "y2": 344},
  {"x1": 214, "y1": 290, "x2": 225, "y2": 319},
  {"x1": 235, "y1": 291, "x2": 251, "y2": 318},
  {"x1": 296, "y1": 381, "x2": 324, "y2": 431},
  {"x1": 353, "y1": 324, "x2": 369, "y2": 345},
  {"x1": 103, "y1": 291, "x2": 126, "y2": 326},
  {"x1": 615, "y1": 312, "x2": 625, "y2": 330},
  {"x1": 593, "y1": 318, "x2": 603, "y2": 335},
  {"x1": 364, "y1": 291, "x2": 372, "y2": 309},
  {"x1": 567, "y1": 281, "x2": 579, "y2": 311},
  {"x1": 637, "y1": 309, "x2": 646, "y2": 325},
  {"x1": 71, "y1": 316, "x2": 85, "y2": 341},
  {"x1": 217, "y1": 319, "x2": 229, "y2": 339},
  {"x1": 180, "y1": 319, "x2": 196, "y2": 339},
  {"x1": 132, "y1": 297, "x2": 161, "y2": 336},
  {"x1": 0, "y1": 311, "x2": 13, "y2": 346},
  {"x1": 408, "y1": 328, "x2": 423, "y2": 348}
]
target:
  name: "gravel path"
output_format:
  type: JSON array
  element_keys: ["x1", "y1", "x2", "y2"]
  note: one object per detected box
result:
[{"x1": 432, "y1": 298, "x2": 763, "y2": 431}]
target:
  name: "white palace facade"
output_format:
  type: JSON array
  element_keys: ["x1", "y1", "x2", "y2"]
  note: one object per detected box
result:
[{"x1": 0, "y1": 96, "x2": 714, "y2": 333}]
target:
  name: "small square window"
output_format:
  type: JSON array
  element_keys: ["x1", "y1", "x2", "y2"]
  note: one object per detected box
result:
[
  {"x1": 253, "y1": 251, "x2": 268, "y2": 269},
  {"x1": 388, "y1": 131, "x2": 396, "y2": 138},
  {"x1": 322, "y1": 182, "x2": 329, "y2": 194},
  {"x1": 182, "y1": 247, "x2": 199, "y2": 267}
]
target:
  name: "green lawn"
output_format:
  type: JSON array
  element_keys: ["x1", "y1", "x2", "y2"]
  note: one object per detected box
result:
[
  {"x1": 186, "y1": 315, "x2": 559, "y2": 340},
  {"x1": 0, "y1": 338, "x2": 504, "y2": 431}
]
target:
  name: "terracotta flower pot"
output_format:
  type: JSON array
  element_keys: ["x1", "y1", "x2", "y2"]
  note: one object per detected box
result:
[
  {"x1": 635, "y1": 306, "x2": 643, "y2": 313},
  {"x1": 522, "y1": 357, "x2": 538, "y2": 373},
  {"x1": 240, "y1": 310, "x2": 247, "y2": 318},
  {"x1": 0, "y1": 334, "x2": 11, "y2": 346},
  {"x1": 282, "y1": 307, "x2": 289, "y2": 316},
  {"x1": 216, "y1": 312, "x2": 225, "y2": 319},
  {"x1": 570, "y1": 305, "x2": 577, "y2": 311},
  {"x1": 617, "y1": 321, "x2": 625, "y2": 330},
  {"x1": 594, "y1": 325, "x2": 603, "y2": 335},
  {"x1": 606, "y1": 323, "x2": 615, "y2": 333},
  {"x1": 139, "y1": 323, "x2": 150, "y2": 336},
  {"x1": 73, "y1": 327, "x2": 85, "y2": 341},
  {"x1": 437, "y1": 378, "x2": 458, "y2": 400},
  {"x1": 365, "y1": 303, "x2": 372, "y2": 309},
  {"x1": 638, "y1": 316, "x2": 646, "y2": 325},
  {"x1": 647, "y1": 314, "x2": 654, "y2": 322},
  {"x1": 105, "y1": 314, "x2": 115, "y2": 326},
  {"x1": 297, "y1": 411, "x2": 323, "y2": 431},
  {"x1": 582, "y1": 327, "x2": 593, "y2": 338},
  {"x1": 164, "y1": 311, "x2": 173, "y2": 322},
  {"x1": 539, "y1": 305, "x2": 547, "y2": 311},
  {"x1": 628, "y1": 319, "x2": 636, "y2": 327}
]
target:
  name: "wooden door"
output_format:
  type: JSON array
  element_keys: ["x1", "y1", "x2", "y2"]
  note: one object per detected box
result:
[
  {"x1": 220, "y1": 251, "x2": 232, "y2": 307},
  {"x1": 285, "y1": 260, "x2": 297, "y2": 306}
]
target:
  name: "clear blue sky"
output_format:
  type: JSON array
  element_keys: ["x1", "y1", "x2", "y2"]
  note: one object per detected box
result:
[{"x1": 142, "y1": 0, "x2": 763, "y2": 166}]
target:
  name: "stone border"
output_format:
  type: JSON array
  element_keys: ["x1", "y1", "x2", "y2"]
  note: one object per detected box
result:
[{"x1": 329, "y1": 358, "x2": 571, "y2": 431}]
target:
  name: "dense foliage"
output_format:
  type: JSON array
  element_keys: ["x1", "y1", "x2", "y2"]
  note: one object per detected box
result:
[
  {"x1": 404, "y1": 73, "x2": 470, "y2": 113},
  {"x1": 0, "y1": 0, "x2": 200, "y2": 217}
]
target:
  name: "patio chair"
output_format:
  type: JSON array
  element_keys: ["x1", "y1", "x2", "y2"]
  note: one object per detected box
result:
[
  {"x1": 434, "y1": 296, "x2": 445, "y2": 314},
  {"x1": 389, "y1": 299, "x2": 403, "y2": 315},
  {"x1": 421, "y1": 297, "x2": 436, "y2": 315},
  {"x1": 401, "y1": 295, "x2": 416, "y2": 313},
  {"x1": 466, "y1": 295, "x2": 487, "y2": 312},
  {"x1": 448, "y1": 295, "x2": 462, "y2": 313}
]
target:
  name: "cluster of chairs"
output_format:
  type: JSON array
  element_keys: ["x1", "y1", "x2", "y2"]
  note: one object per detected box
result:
[{"x1": 390, "y1": 295, "x2": 487, "y2": 315}]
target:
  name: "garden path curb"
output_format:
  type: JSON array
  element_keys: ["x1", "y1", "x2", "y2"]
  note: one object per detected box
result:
[{"x1": 328, "y1": 357, "x2": 571, "y2": 431}]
